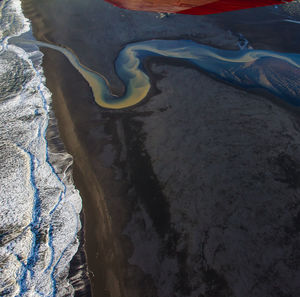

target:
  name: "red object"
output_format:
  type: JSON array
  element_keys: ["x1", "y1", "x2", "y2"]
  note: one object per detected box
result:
[
  {"x1": 178, "y1": 0, "x2": 293, "y2": 14},
  {"x1": 105, "y1": 0, "x2": 293, "y2": 15}
]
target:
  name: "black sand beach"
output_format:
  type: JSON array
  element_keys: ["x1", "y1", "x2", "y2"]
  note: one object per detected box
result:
[{"x1": 20, "y1": 0, "x2": 300, "y2": 296}]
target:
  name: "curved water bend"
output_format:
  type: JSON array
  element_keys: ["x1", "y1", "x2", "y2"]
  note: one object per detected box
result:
[{"x1": 32, "y1": 39, "x2": 300, "y2": 108}]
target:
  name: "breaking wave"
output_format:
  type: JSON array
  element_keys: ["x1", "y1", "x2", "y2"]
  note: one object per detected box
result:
[{"x1": 0, "y1": 0, "x2": 83, "y2": 296}]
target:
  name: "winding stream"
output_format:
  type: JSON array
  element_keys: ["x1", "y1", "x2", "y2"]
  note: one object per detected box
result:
[{"x1": 16, "y1": 39, "x2": 300, "y2": 109}]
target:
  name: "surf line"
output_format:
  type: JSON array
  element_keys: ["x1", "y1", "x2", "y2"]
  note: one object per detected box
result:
[{"x1": 14, "y1": 38, "x2": 300, "y2": 109}]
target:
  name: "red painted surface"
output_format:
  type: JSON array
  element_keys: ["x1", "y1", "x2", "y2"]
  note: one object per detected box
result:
[
  {"x1": 105, "y1": 0, "x2": 293, "y2": 14},
  {"x1": 178, "y1": 0, "x2": 293, "y2": 14}
]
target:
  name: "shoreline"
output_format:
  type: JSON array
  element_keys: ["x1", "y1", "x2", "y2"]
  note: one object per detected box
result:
[
  {"x1": 38, "y1": 46, "x2": 161, "y2": 297},
  {"x1": 38, "y1": 48, "x2": 126, "y2": 296},
  {"x1": 0, "y1": 0, "x2": 85, "y2": 294},
  {"x1": 19, "y1": 1, "x2": 107, "y2": 295},
  {"x1": 40, "y1": 50, "x2": 94, "y2": 296},
  {"x1": 19, "y1": 0, "x2": 300, "y2": 296},
  {"x1": 45, "y1": 95, "x2": 92, "y2": 296},
  {"x1": 20, "y1": 0, "x2": 164, "y2": 293}
]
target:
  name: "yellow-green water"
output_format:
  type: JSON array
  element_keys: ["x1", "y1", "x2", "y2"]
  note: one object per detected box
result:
[{"x1": 15, "y1": 39, "x2": 300, "y2": 109}]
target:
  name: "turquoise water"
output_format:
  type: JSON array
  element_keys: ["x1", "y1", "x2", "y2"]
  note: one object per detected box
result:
[{"x1": 23, "y1": 39, "x2": 300, "y2": 109}]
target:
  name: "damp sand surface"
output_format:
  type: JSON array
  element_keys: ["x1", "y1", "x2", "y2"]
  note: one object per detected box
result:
[{"x1": 21, "y1": 0, "x2": 300, "y2": 296}]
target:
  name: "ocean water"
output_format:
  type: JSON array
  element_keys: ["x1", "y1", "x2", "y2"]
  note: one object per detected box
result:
[{"x1": 0, "y1": 0, "x2": 82, "y2": 296}]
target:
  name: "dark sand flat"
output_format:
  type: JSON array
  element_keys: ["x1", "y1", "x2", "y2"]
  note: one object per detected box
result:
[{"x1": 21, "y1": 0, "x2": 300, "y2": 296}]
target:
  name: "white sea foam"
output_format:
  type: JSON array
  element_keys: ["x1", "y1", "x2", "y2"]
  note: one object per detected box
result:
[{"x1": 0, "y1": 0, "x2": 82, "y2": 296}]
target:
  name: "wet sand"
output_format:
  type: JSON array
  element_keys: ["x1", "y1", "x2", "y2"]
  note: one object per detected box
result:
[
  {"x1": 20, "y1": 0, "x2": 300, "y2": 296},
  {"x1": 38, "y1": 49, "x2": 130, "y2": 296},
  {"x1": 20, "y1": 1, "x2": 238, "y2": 295}
]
